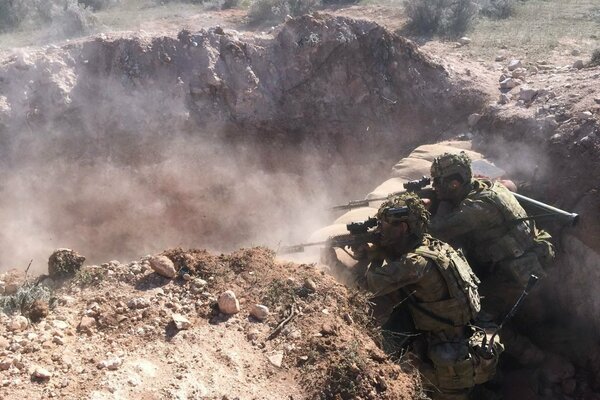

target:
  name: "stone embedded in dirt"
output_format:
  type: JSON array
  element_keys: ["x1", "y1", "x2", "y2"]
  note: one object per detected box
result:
[
  {"x1": 495, "y1": 55, "x2": 506, "y2": 62},
  {"x1": 97, "y1": 357, "x2": 122, "y2": 370},
  {"x1": 27, "y1": 300, "x2": 49, "y2": 322},
  {"x1": 508, "y1": 59, "x2": 522, "y2": 71},
  {"x1": 594, "y1": 97, "x2": 600, "y2": 104},
  {"x1": 573, "y1": 60, "x2": 584, "y2": 69},
  {"x1": 31, "y1": 366, "x2": 52, "y2": 380},
  {"x1": 47, "y1": 249, "x2": 85, "y2": 279},
  {"x1": 304, "y1": 278, "x2": 317, "y2": 292},
  {"x1": 467, "y1": 113, "x2": 481, "y2": 127},
  {"x1": 78, "y1": 316, "x2": 96, "y2": 333},
  {"x1": 51, "y1": 320, "x2": 70, "y2": 330},
  {"x1": 519, "y1": 87, "x2": 539, "y2": 102},
  {"x1": 218, "y1": 290, "x2": 240, "y2": 314},
  {"x1": 267, "y1": 350, "x2": 284, "y2": 368},
  {"x1": 500, "y1": 78, "x2": 519, "y2": 90},
  {"x1": 250, "y1": 304, "x2": 269, "y2": 321},
  {"x1": 148, "y1": 255, "x2": 177, "y2": 278},
  {"x1": 571, "y1": 49, "x2": 581, "y2": 56},
  {"x1": 511, "y1": 68, "x2": 527, "y2": 79},
  {"x1": 9, "y1": 316, "x2": 29, "y2": 332},
  {"x1": 0, "y1": 357, "x2": 15, "y2": 371},
  {"x1": 127, "y1": 297, "x2": 150, "y2": 309},
  {"x1": 458, "y1": 37, "x2": 471, "y2": 45},
  {"x1": 320, "y1": 323, "x2": 337, "y2": 336},
  {"x1": 172, "y1": 313, "x2": 191, "y2": 330},
  {"x1": 498, "y1": 93, "x2": 511, "y2": 105},
  {"x1": 579, "y1": 111, "x2": 594, "y2": 120}
]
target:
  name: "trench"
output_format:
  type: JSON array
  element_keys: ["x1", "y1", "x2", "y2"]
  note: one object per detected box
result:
[{"x1": 1, "y1": 14, "x2": 599, "y2": 399}]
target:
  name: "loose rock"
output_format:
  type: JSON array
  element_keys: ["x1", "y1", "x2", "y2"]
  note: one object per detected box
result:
[
  {"x1": 78, "y1": 316, "x2": 96, "y2": 333},
  {"x1": 97, "y1": 357, "x2": 122, "y2": 370},
  {"x1": 573, "y1": 60, "x2": 584, "y2": 69},
  {"x1": 148, "y1": 255, "x2": 177, "y2": 278},
  {"x1": 31, "y1": 366, "x2": 52, "y2": 380},
  {"x1": 218, "y1": 290, "x2": 240, "y2": 314},
  {"x1": 500, "y1": 78, "x2": 520, "y2": 90},
  {"x1": 250, "y1": 304, "x2": 269, "y2": 321},
  {"x1": 9, "y1": 316, "x2": 29, "y2": 332},
  {"x1": 508, "y1": 59, "x2": 522, "y2": 71},
  {"x1": 519, "y1": 86, "x2": 539, "y2": 103},
  {"x1": 48, "y1": 249, "x2": 85, "y2": 279},
  {"x1": 267, "y1": 350, "x2": 284, "y2": 367},
  {"x1": 172, "y1": 313, "x2": 191, "y2": 330}
]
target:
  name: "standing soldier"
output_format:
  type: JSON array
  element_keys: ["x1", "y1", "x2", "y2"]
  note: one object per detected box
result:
[
  {"x1": 427, "y1": 152, "x2": 557, "y2": 367},
  {"x1": 326, "y1": 193, "x2": 499, "y2": 400}
]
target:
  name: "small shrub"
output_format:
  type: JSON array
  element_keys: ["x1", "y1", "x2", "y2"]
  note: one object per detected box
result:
[
  {"x1": 589, "y1": 48, "x2": 600, "y2": 67},
  {"x1": 73, "y1": 266, "x2": 107, "y2": 286},
  {"x1": 478, "y1": 0, "x2": 515, "y2": 19},
  {"x1": 0, "y1": 0, "x2": 95, "y2": 36},
  {"x1": 404, "y1": 0, "x2": 478, "y2": 37},
  {"x1": 0, "y1": 283, "x2": 51, "y2": 316},
  {"x1": 248, "y1": 0, "x2": 320, "y2": 26}
]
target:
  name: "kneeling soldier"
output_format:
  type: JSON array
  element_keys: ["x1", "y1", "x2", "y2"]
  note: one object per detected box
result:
[{"x1": 326, "y1": 193, "x2": 500, "y2": 400}]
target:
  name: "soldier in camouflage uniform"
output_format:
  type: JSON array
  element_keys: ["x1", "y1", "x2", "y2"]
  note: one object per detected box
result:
[
  {"x1": 428, "y1": 152, "x2": 556, "y2": 366},
  {"x1": 326, "y1": 193, "x2": 499, "y2": 400}
]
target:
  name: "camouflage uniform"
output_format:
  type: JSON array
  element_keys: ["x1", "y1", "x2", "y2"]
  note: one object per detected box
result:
[
  {"x1": 429, "y1": 153, "x2": 555, "y2": 365},
  {"x1": 332, "y1": 194, "x2": 499, "y2": 400}
]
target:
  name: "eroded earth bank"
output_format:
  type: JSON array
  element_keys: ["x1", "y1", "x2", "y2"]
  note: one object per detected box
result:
[{"x1": 0, "y1": 14, "x2": 599, "y2": 399}]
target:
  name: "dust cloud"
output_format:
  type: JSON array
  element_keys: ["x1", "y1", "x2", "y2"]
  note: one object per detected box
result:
[{"x1": 0, "y1": 83, "x2": 381, "y2": 274}]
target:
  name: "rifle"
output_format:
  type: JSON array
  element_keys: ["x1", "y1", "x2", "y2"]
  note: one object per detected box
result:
[
  {"x1": 332, "y1": 176, "x2": 432, "y2": 211},
  {"x1": 482, "y1": 274, "x2": 539, "y2": 357},
  {"x1": 333, "y1": 177, "x2": 579, "y2": 227},
  {"x1": 279, "y1": 217, "x2": 380, "y2": 254}
]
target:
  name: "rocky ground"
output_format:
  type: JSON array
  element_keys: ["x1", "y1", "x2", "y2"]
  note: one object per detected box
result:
[
  {"x1": 0, "y1": 2, "x2": 599, "y2": 399},
  {"x1": 0, "y1": 248, "x2": 417, "y2": 399}
]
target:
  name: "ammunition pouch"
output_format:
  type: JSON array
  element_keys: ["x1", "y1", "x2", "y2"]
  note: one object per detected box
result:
[
  {"x1": 497, "y1": 251, "x2": 546, "y2": 287},
  {"x1": 427, "y1": 342, "x2": 474, "y2": 390},
  {"x1": 425, "y1": 331, "x2": 504, "y2": 390},
  {"x1": 473, "y1": 225, "x2": 533, "y2": 264},
  {"x1": 469, "y1": 330, "x2": 504, "y2": 385},
  {"x1": 409, "y1": 298, "x2": 471, "y2": 332}
]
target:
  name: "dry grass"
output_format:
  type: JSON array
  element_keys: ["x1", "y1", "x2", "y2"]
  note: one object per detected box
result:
[{"x1": 468, "y1": 0, "x2": 600, "y2": 60}]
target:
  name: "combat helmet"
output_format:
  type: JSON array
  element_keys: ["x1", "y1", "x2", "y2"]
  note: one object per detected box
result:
[
  {"x1": 430, "y1": 152, "x2": 473, "y2": 183},
  {"x1": 377, "y1": 192, "x2": 430, "y2": 238}
]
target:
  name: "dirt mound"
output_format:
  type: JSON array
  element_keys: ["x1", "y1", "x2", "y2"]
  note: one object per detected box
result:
[{"x1": 0, "y1": 248, "x2": 418, "y2": 399}]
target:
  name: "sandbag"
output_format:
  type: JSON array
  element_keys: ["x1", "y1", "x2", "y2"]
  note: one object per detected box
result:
[
  {"x1": 391, "y1": 157, "x2": 432, "y2": 180},
  {"x1": 368, "y1": 177, "x2": 408, "y2": 200},
  {"x1": 409, "y1": 143, "x2": 483, "y2": 162},
  {"x1": 308, "y1": 224, "x2": 349, "y2": 242},
  {"x1": 333, "y1": 207, "x2": 378, "y2": 224}
]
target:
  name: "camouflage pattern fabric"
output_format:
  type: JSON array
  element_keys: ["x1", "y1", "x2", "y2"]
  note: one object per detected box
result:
[
  {"x1": 349, "y1": 234, "x2": 486, "y2": 397},
  {"x1": 429, "y1": 178, "x2": 555, "y2": 318}
]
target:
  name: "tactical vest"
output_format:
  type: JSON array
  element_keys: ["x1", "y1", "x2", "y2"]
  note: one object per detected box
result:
[
  {"x1": 466, "y1": 179, "x2": 537, "y2": 264},
  {"x1": 409, "y1": 236, "x2": 481, "y2": 332}
]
